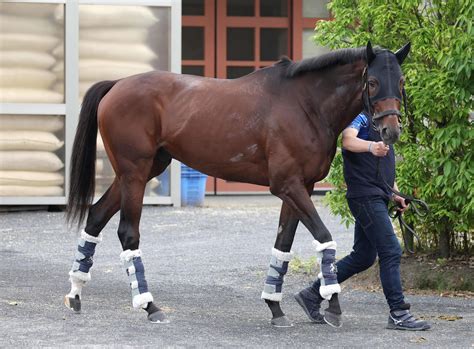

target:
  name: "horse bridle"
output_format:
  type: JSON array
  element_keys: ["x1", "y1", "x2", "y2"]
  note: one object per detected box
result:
[{"x1": 361, "y1": 66, "x2": 408, "y2": 128}]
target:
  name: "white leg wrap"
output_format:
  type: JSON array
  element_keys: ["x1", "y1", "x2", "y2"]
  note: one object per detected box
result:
[
  {"x1": 81, "y1": 230, "x2": 103, "y2": 244},
  {"x1": 133, "y1": 292, "x2": 154, "y2": 309},
  {"x1": 67, "y1": 230, "x2": 102, "y2": 298},
  {"x1": 312, "y1": 240, "x2": 337, "y2": 252},
  {"x1": 313, "y1": 240, "x2": 340, "y2": 300},
  {"x1": 121, "y1": 249, "x2": 153, "y2": 309},
  {"x1": 261, "y1": 248, "x2": 294, "y2": 301},
  {"x1": 261, "y1": 291, "x2": 283, "y2": 302},
  {"x1": 69, "y1": 270, "x2": 91, "y2": 283},
  {"x1": 271, "y1": 248, "x2": 294, "y2": 261},
  {"x1": 318, "y1": 266, "x2": 341, "y2": 300},
  {"x1": 319, "y1": 284, "x2": 341, "y2": 300},
  {"x1": 120, "y1": 249, "x2": 142, "y2": 263},
  {"x1": 67, "y1": 278, "x2": 86, "y2": 298}
]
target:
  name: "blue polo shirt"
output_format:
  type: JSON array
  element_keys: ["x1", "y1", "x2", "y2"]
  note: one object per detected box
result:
[
  {"x1": 342, "y1": 112, "x2": 395, "y2": 200},
  {"x1": 347, "y1": 113, "x2": 370, "y2": 140}
]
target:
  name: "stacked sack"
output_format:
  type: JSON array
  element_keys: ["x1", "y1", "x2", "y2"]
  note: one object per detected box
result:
[
  {"x1": 0, "y1": 3, "x2": 63, "y2": 103},
  {"x1": 0, "y1": 4, "x2": 64, "y2": 196},
  {"x1": 53, "y1": 5, "x2": 159, "y2": 195},
  {"x1": 0, "y1": 115, "x2": 64, "y2": 196},
  {"x1": 53, "y1": 5, "x2": 158, "y2": 99}
]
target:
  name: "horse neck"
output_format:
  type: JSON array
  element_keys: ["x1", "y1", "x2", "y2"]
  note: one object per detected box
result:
[{"x1": 301, "y1": 60, "x2": 366, "y2": 137}]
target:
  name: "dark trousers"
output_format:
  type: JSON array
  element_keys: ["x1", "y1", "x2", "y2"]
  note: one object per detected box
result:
[{"x1": 313, "y1": 195, "x2": 405, "y2": 311}]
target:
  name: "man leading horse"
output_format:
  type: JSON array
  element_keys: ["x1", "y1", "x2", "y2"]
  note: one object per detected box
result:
[{"x1": 65, "y1": 41, "x2": 417, "y2": 328}]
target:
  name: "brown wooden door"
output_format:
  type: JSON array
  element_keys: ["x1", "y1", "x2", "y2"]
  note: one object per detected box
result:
[
  {"x1": 182, "y1": 0, "x2": 331, "y2": 194},
  {"x1": 216, "y1": 0, "x2": 291, "y2": 79},
  {"x1": 182, "y1": 0, "x2": 216, "y2": 77}
]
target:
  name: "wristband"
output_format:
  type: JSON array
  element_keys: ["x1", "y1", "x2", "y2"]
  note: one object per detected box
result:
[{"x1": 368, "y1": 142, "x2": 373, "y2": 153}]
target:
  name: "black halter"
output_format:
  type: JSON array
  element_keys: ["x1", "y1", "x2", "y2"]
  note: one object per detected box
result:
[{"x1": 361, "y1": 63, "x2": 408, "y2": 128}]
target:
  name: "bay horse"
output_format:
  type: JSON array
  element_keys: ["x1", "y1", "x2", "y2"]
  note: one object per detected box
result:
[{"x1": 65, "y1": 41, "x2": 411, "y2": 327}]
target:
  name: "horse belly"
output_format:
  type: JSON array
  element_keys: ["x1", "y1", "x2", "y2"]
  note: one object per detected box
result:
[{"x1": 162, "y1": 126, "x2": 270, "y2": 186}]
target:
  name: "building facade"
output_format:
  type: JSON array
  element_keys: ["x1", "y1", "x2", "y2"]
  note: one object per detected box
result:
[
  {"x1": 0, "y1": 1, "x2": 181, "y2": 205},
  {"x1": 0, "y1": 0, "x2": 331, "y2": 205},
  {"x1": 181, "y1": 0, "x2": 331, "y2": 193}
]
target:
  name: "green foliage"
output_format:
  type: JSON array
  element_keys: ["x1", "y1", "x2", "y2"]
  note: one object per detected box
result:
[
  {"x1": 315, "y1": 0, "x2": 474, "y2": 256},
  {"x1": 289, "y1": 256, "x2": 318, "y2": 275}
]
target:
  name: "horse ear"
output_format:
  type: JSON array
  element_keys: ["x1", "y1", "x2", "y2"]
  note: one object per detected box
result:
[
  {"x1": 395, "y1": 42, "x2": 411, "y2": 65},
  {"x1": 366, "y1": 41, "x2": 376, "y2": 64}
]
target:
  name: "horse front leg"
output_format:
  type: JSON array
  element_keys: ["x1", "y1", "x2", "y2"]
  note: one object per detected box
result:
[
  {"x1": 271, "y1": 177, "x2": 342, "y2": 327},
  {"x1": 261, "y1": 202, "x2": 298, "y2": 327}
]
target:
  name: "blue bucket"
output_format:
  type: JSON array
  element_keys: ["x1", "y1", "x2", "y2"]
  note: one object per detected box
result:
[{"x1": 181, "y1": 164, "x2": 207, "y2": 206}]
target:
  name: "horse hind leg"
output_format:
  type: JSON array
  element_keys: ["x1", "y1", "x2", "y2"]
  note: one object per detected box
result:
[
  {"x1": 65, "y1": 149, "x2": 171, "y2": 316},
  {"x1": 65, "y1": 178, "x2": 121, "y2": 313},
  {"x1": 118, "y1": 149, "x2": 171, "y2": 323}
]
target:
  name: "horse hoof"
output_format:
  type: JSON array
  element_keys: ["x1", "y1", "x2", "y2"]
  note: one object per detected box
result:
[
  {"x1": 271, "y1": 315, "x2": 293, "y2": 328},
  {"x1": 64, "y1": 295, "x2": 81, "y2": 313},
  {"x1": 323, "y1": 310, "x2": 342, "y2": 328},
  {"x1": 148, "y1": 310, "x2": 170, "y2": 324}
]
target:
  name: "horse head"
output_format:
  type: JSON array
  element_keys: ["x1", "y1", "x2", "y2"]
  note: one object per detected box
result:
[{"x1": 364, "y1": 41, "x2": 411, "y2": 145}]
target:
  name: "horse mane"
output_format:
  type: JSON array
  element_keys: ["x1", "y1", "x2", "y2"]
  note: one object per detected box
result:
[{"x1": 279, "y1": 46, "x2": 384, "y2": 78}]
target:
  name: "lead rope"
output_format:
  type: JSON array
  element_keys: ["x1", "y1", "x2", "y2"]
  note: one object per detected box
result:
[{"x1": 375, "y1": 158, "x2": 429, "y2": 254}]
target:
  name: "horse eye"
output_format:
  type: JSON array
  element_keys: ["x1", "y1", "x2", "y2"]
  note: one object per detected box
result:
[{"x1": 367, "y1": 77, "x2": 379, "y2": 95}]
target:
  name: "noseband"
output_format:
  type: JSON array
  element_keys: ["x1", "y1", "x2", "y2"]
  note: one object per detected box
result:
[{"x1": 372, "y1": 108, "x2": 401, "y2": 121}]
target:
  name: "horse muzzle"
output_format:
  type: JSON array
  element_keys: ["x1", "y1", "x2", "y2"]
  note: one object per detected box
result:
[
  {"x1": 380, "y1": 124, "x2": 400, "y2": 145},
  {"x1": 373, "y1": 109, "x2": 402, "y2": 145}
]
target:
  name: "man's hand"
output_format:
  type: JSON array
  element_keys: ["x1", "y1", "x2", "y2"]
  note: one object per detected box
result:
[
  {"x1": 392, "y1": 194, "x2": 409, "y2": 212},
  {"x1": 369, "y1": 141, "x2": 389, "y2": 157}
]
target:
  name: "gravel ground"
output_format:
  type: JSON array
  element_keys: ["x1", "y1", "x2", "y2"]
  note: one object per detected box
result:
[{"x1": 0, "y1": 195, "x2": 472, "y2": 348}]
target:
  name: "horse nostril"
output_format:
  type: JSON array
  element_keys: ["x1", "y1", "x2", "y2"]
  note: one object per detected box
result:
[{"x1": 381, "y1": 127, "x2": 388, "y2": 136}]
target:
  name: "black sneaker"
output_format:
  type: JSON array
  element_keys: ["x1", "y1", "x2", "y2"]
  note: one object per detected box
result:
[
  {"x1": 294, "y1": 287, "x2": 325, "y2": 323},
  {"x1": 387, "y1": 305, "x2": 431, "y2": 331}
]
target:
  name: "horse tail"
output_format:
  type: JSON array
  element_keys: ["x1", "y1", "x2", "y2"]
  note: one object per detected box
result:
[{"x1": 67, "y1": 80, "x2": 117, "y2": 227}]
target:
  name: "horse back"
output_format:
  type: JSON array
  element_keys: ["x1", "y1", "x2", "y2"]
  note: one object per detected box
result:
[{"x1": 98, "y1": 71, "x2": 275, "y2": 184}]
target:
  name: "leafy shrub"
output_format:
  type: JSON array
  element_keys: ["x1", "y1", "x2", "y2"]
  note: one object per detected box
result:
[{"x1": 315, "y1": 0, "x2": 473, "y2": 257}]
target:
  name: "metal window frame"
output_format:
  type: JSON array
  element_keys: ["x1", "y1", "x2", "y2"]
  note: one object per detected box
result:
[{"x1": 0, "y1": 0, "x2": 181, "y2": 206}]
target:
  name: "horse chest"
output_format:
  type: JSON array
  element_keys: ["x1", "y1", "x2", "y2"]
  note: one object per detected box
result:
[
  {"x1": 290, "y1": 130, "x2": 336, "y2": 181},
  {"x1": 304, "y1": 147, "x2": 335, "y2": 181}
]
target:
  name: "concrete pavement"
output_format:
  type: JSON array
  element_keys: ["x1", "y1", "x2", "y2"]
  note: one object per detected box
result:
[{"x1": 0, "y1": 195, "x2": 472, "y2": 348}]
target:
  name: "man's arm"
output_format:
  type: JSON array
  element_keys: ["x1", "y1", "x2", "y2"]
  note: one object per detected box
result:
[{"x1": 341, "y1": 128, "x2": 389, "y2": 157}]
